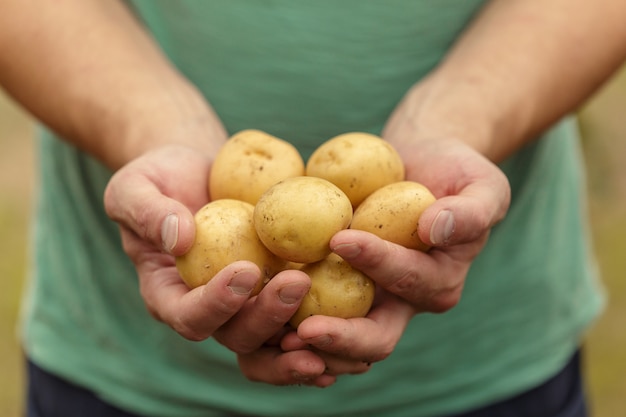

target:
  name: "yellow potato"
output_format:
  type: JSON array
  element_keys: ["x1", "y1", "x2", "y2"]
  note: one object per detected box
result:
[
  {"x1": 209, "y1": 129, "x2": 305, "y2": 205},
  {"x1": 305, "y1": 132, "x2": 405, "y2": 207},
  {"x1": 289, "y1": 253, "x2": 375, "y2": 328},
  {"x1": 176, "y1": 199, "x2": 287, "y2": 295},
  {"x1": 350, "y1": 181, "x2": 436, "y2": 252},
  {"x1": 253, "y1": 176, "x2": 353, "y2": 264}
]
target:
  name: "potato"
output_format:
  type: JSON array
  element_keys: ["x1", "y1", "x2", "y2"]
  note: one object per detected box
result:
[
  {"x1": 350, "y1": 181, "x2": 437, "y2": 252},
  {"x1": 253, "y1": 176, "x2": 353, "y2": 264},
  {"x1": 305, "y1": 132, "x2": 405, "y2": 207},
  {"x1": 289, "y1": 253, "x2": 375, "y2": 328},
  {"x1": 176, "y1": 199, "x2": 287, "y2": 295},
  {"x1": 209, "y1": 129, "x2": 305, "y2": 205}
]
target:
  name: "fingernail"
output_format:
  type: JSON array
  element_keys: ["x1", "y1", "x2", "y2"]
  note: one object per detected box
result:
[
  {"x1": 161, "y1": 214, "x2": 179, "y2": 253},
  {"x1": 306, "y1": 334, "x2": 332, "y2": 347},
  {"x1": 228, "y1": 269, "x2": 259, "y2": 296},
  {"x1": 430, "y1": 210, "x2": 455, "y2": 245},
  {"x1": 291, "y1": 371, "x2": 313, "y2": 382},
  {"x1": 332, "y1": 242, "x2": 361, "y2": 259},
  {"x1": 279, "y1": 283, "x2": 309, "y2": 305}
]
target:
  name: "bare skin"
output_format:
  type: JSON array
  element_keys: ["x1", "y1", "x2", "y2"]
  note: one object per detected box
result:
[{"x1": 1, "y1": 0, "x2": 625, "y2": 387}]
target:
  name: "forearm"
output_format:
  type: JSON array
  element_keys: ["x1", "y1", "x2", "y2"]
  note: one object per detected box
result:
[
  {"x1": 385, "y1": 0, "x2": 626, "y2": 162},
  {"x1": 0, "y1": 0, "x2": 226, "y2": 170}
]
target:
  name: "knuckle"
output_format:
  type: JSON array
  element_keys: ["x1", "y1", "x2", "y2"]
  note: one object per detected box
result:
[
  {"x1": 477, "y1": 209, "x2": 493, "y2": 231},
  {"x1": 200, "y1": 284, "x2": 242, "y2": 318},
  {"x1": 465, "y1": 207, "x2": 492, "y2": 242},
  {"x1": 388, "y1": 268, "x2": 422, "y2": 297},
  {"x1": 222, "y1": 320, "x2": 286, "y2": 354},
  {"x1": 224, "y1": 337, "x2": 259, "y2": 355},
  {"x1": 213, "y1": 298, "x2": 240, "y2": 318},
  {"x1": 368, "y1": 347, "x2": 393, "y2": 364},
  {"x1": 133, "y1": 204, "x2": 153, "y2": 240},
  {"x1": 233, "y1": 335, "x2": 273, "y2": 354},
  {"x1": 428, "y1": 288, "x2": 462, "y2": 313},
  {"x1": 170, "y1": 317, "x2": 210, "y2": 342},
  {"x1": 103, "y1": 170, "x2": 132, "y2": 221},
  {"x1": 237, "y1": 356, "x2": 282, "y2": 385},
  {"x1": 371, "y1": 334, "x2": 396, "y2": 363},
  {"x1": 388, "y1": 266, "x2": 464, "y2": 313}
]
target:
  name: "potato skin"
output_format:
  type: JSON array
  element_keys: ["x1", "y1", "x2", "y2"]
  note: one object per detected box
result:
[
  {"x1": 350, "y1": 181, "x2": 436, "y2": 252},
  {"x1": 209, "y1": 129, "x2": 305, "y2": 205},
  {"x1": 175, "y1": 199, "x2": 287, "y2": 295},
  {"x1": 289, "y1": 253, "x2": 375, "y2": 328},
  {"x1": 305, "y1": 132, "x2": 405, "y2": 207},
  {"x1": 253, "y1": 176, "x2": 353, "y2": 264}
]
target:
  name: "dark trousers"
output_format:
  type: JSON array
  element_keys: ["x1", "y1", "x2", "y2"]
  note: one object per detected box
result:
[{"x1": 26, "y1": 350, "x2": 588, "y2": 417}]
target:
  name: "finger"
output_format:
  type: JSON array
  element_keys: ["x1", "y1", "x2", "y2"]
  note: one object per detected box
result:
[
  {"x1": 314, "y1": 351, "x2": 373, "y2": 376},
  {"x1": 104, "y1": 169, "x2": 198, "y2": 256},
  {"x1": 138, "y1": 257, "x2": 262, "y2": 341},
  {"x1": 280, "y1": 330, "x2": 310, "y2": 352},
  {"x1": 403, "y1": 139, "x2": 511, "y2": 246},
  {"x1": 293, "y1": 294, "x2": 415, "y2": 365},
  {"x1": 418, "y1": 187, "x2": 508, "y2": 248},
  {"x1": 237, "y1": 348, "x2": 335, "y2": 387},
  {"x1": 214, "y1": 269, "x2": 311, "y2": 354},
  {"x1": 331, "y1": 229, "x2": 486, "y2": 311}
]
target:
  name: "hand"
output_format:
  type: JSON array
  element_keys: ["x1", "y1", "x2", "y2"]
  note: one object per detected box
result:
[
  {"x1": 332, "y1": 137, "x2": 511, "y2": 312},
  {"x1": 277, "y1": 289, "x2": 415, "y2": 381},
  {"x1": 103, "y1": 145, "x2": 327, "y2": 385}
]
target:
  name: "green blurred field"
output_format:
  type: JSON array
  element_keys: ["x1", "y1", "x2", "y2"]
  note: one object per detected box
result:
[{"x1": 1, "y1": 67, "x2": 625, "y2": 416}]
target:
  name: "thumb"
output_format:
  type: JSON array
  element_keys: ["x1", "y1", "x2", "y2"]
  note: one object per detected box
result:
[
  {"x1": 104, "y1": 171, "x2": 197, "y2": 256},
  {"x1": 419, "y1": 187, "x2": 510, "y2": 248}
]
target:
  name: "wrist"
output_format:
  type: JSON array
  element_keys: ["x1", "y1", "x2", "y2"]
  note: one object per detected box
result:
[
  {"x1": 91, "y1": 77, "x2": 227, "y2": 170},
  {"x1": 383, "y1": 70, "x2": 528, "y2": 163}
]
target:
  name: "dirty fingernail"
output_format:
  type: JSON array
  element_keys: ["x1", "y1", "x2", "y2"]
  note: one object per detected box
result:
[
  {"x1": 291, "y1": 371, "x2": 313, "y2": 382},
  {"x1": 279, "y1": 283, "x2": 309, "y2": 305},
  {"x1": 161, "y1": 213, "x2": 179, "y2": 253},
  {"x1": 228, "y1": 269, "x2": 259, "y2": 296},
  {"x1": 332, "y1": 242, "x2": 361, "y2": 259},
  {"x1": 430, "y1": 210, "x2": 455, "y2": 245},
  {"x1": 306, "y1": 334, "x2": 332, "y2": 347}
]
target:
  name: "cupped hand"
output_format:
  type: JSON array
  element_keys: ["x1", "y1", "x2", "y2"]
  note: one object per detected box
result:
[
  {"x1": 278, "y1": 289, "x2": 415, "y2": 379},
  {"x1": 332, "y1": 137, "x2": 511, "y2": 312},
  {"x1": 103, "y1": 145, "x2": 328, "y2": 385}
]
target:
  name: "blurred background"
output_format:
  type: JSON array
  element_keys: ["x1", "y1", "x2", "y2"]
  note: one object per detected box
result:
[{"x1": 1, "y1": 66, "x2": 625, "y2": 416}]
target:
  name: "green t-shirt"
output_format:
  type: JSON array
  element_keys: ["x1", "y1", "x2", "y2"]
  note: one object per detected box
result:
[{"x1": 21, "y1": 2, "x2": 605, "y2": 416}]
